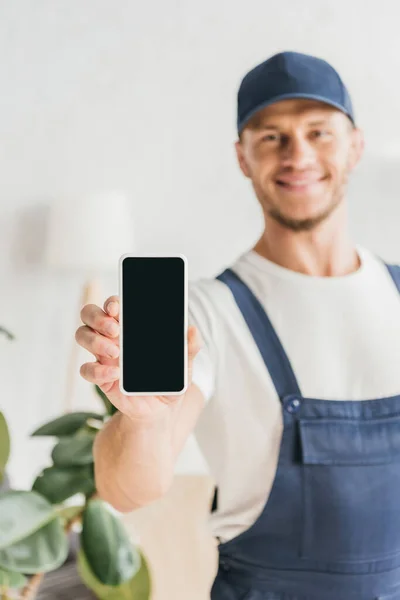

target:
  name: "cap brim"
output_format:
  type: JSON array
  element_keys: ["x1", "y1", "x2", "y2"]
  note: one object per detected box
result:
[{"x1": 237, "y1": 93, "x2": 354, "y2": 134}]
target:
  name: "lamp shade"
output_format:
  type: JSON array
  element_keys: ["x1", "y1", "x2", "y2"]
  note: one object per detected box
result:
[{"x1": 45, "y1": 191, "x2": 135, "y2": 273}]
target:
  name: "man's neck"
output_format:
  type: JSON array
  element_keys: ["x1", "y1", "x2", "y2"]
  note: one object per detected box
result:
[{"x1": 253, "y1": 210, "x2": 361, "y2": 278}]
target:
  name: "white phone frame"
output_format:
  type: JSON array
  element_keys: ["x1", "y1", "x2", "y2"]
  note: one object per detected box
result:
[{"x1": 118, "y1": 253, "x2": 188, "y2": 396}]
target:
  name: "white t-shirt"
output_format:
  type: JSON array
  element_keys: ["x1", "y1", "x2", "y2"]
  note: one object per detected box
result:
[{"x1": 188, "y1": 245, "x2": 400, "y2": 543}]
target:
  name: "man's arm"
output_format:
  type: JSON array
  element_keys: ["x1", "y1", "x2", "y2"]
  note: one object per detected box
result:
[
  {"x1": 93, "y1": 381, "x2": 206, "y2": 512},
  {"x1": 76, "y1": 293, "x2": 211, "y2": 513}
]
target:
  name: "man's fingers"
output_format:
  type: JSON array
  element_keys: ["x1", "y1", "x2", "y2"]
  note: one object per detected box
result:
[
  {"x1": 104, "y1": 296, "x2": 120, "y2": 322},
  {"x1": 75, "y1": 326, "x2": 120, "y2": 359},
  {"x1": 80, "y1": 303, "x2": 119, "y2": 339},
  {"x1": 80, "y1": 361, "x2": 120, "y2": 384}
]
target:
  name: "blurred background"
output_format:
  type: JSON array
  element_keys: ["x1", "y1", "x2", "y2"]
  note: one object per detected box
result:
[{"x1": 0, "y1": 1, "x2": 399, "y2": 598}]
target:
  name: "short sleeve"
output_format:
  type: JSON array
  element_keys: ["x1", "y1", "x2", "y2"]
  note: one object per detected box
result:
[{"x1": 188, "y1": 281, "x2": 217, "y2": 402}]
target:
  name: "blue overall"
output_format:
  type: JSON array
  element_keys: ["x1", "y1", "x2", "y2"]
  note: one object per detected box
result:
[{"x1": 211, "y1": 263, "x2": 400, "y2": 600}]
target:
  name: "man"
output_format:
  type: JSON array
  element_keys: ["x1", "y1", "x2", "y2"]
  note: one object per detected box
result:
[{"x1": 75, "y1": 52, "x2": 400, "y2": 599}]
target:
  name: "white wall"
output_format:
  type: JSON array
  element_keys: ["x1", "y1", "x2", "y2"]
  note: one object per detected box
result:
[{"x1": 1, "y1": 0, "x2": 400, "y2": 489}]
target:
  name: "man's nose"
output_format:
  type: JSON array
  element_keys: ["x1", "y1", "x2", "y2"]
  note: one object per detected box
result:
[{"x1": 280, "y1": 136, "x2": 317, "y2": 170}]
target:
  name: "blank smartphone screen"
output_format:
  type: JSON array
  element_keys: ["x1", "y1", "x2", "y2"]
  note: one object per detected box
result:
[{"x1": 120, "y1": 256, "x2": 186, "y2": 394}]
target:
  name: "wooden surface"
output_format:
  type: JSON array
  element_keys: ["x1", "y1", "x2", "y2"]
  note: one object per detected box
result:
[{"x1": 122, "y1": 475, "x2": 218, "y2": 600}]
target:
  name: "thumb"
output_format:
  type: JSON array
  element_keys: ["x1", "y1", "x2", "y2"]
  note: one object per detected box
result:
[
  {"x1": 188, "y1": 325, "x2": 203, "y2": 358},
  {"x1": 187, "y1": 326, "x2": 204, "y2": 384}
]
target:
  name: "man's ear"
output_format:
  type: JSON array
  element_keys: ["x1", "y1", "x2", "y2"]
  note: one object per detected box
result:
[
  {"x1": 348, "y1": 127, "x2": 365, "y2": 171},
  {"x1": 235, "y1": 139, "x2": 251, "y2": 178}
]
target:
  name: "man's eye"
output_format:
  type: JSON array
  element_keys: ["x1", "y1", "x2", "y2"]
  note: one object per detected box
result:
[
  {"x1": 261, "y1": 134, "x2": 279, "y2": 142},
  {"x1": 312, "y1": 130, "x2": 330, "y2": 138}
]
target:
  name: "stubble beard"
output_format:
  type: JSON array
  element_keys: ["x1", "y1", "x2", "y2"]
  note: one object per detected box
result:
[{"x1": 255, "y1": 170, "x2": 350, "y2": 233}]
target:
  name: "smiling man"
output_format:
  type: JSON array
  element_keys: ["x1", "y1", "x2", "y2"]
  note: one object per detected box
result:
[
  {"x1": 198, "y1": 52, "x2": 400, "y2": 599},
  {"x1": 77, "y1": 51, "x2": 400, "y2": 600},
  {"x1": 238, "y1": 98, "x2": 359, "y2": 234}
]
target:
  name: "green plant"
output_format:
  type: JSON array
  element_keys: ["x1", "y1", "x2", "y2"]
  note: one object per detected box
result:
[
  {"x1": 0, "y1": 327, "x2": 14, "y2": 341},
  {"x1": 0, "y1": 412, "x2": 10, "y2": 487},
  {"x1": 0, "y1": 327, "x2": 13, "y2": 488},
  {"x1": 0, "y1": 379, "x2": 151, "y2": 600}
]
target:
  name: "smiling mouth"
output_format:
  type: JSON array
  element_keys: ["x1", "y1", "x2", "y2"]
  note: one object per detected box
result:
[{"x1": 276, "y1": 177, "x2": 327, "y2": 190}]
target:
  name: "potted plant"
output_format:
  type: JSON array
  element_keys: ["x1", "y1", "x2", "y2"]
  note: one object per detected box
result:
[
  {"x1": 0, "y1": 380, "x2": 151, "y2": 600},
  {"x1": 0, "y1": 327, "x2": 14, "y2": 495},
  {"x1": 0, "y1": 410, "x2": 11, "y2": 495}
]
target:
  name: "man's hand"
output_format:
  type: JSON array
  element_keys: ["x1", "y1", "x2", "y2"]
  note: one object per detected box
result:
[{"x1": 75, "y1": 296, "x2": 203, "y2": 423}]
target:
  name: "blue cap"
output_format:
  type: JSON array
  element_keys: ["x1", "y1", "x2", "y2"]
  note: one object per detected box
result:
[{"x1": 237, "y1": 51, "x2": 355, "y2": 135}]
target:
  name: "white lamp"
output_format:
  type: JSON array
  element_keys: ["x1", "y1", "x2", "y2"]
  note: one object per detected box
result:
[{"x1": 45, "y1": 191, "x2": 135, "y2": 411}]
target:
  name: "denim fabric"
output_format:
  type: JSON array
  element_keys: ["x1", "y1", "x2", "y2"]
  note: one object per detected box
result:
[{"x1": 211, "y1": 264, "x2": 400, "y2": 600}]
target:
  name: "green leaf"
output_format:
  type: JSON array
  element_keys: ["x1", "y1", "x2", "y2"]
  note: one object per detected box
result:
[
  {"x1": 0, "y1": 518, "x2": 68, "y2": 573},
  {"x1": 32, "y1": 412, "x2": 104, "y2": 437},
  {"x1": 0, "y1": 491, "x2": 57, "y2": 549},
  {"x1": 32, "y1": 465, "x2": 96, "y2": 505},
  {"x1": 0, "y1": 327, "x2": 14, "y2": 341},
  {"x1": 51, "y1": 432, "x2": 95, "y2": 467},
  {"x1": 0, "y1": 413, "x2": 10, "y2": 483},
  {"x1": 95, "y1": 386, "x2": 118, "y2": 416},
  {"x1": 56, "y1": 504, "x2": 84, "y2": 524},
  {"x1": 0, "y1": 567, "x2": 27, "y2": 589},
  {"x1": 77, "y1": 548, "x2": 151, "y2": 600},
  {"x1": 81, "y1": 499, "x2": 140, "y2": 586}
]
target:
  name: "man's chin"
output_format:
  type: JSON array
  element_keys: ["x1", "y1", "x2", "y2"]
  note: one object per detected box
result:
[{"x1": 269, "y1": 202, "x2": 340, "y2": 232}]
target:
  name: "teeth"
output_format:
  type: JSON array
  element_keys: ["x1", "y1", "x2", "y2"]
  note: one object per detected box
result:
[{"x1": 280, "y1": 181, "x2": 317, "y2": 187}]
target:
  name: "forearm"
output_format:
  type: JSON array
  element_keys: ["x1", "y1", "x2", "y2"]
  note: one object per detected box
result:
[{"x1": 93, "y1": 409, "x2": 175, "y2": 512}]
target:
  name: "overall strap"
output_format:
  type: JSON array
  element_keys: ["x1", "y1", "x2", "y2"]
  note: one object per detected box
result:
[
  {"x1": 385, "y1": 263, "x2": 400, "y2": 293},
  {"x1": 216, "y1": 268, "x2": 302, "y2": 399}
]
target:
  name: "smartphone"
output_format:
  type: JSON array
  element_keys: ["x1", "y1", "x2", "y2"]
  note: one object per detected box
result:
[{"x1": 119, "y1": 254, "x2": 188, "y2": 396}]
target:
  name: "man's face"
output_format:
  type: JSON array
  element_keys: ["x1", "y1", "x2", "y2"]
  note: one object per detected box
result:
[{"x1": 236, "y1": 99, "x2": 364, "y2": 232}]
